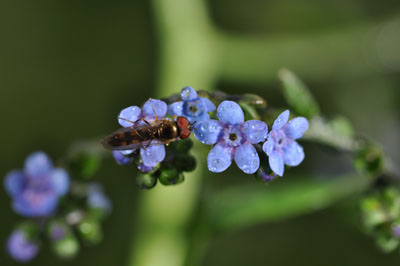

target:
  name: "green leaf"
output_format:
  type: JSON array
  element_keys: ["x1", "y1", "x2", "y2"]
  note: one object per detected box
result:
[
  {"x1": 205, "y1": 174, "x2": 369, "y2": 233},
  {"x1": 279, "y1": 69, "x2": 320, "y2": 118}
]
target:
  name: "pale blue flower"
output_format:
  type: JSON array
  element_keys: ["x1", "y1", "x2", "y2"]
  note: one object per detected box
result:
[
  {"x1": 4, "y1": 152, "x2": 70, "y2": 217},
  {"x1": 168, "y1": 87, "x2": 215, "y2": 123},
  {"x1": 262, "y1": 110, "x2": 309, "y2": 176},
  {"x1": 194, "y1": 101, "x2": 268, "y2": 174},
  {"x1": 114, "y1": 99, "x2": 167, "y2": 167}
]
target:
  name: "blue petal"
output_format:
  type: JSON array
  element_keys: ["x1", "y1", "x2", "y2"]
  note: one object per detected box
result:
[
  {"x1": 142, "y1": 99, "x2": 167, "y2": 119},
  {"x1": 120, "y1": 149, "x2": 135, "y2": 155},
  {"x1": 140, "y1": 145, "x2": 165, "y2": 167},
  {"x1": 282, "y1": 141, "x2": 305, "y2": 166},
  {"x1": 243, "y1": 120, "x2": 268, "y2": 144},
  {"x1": 234, "y1": 144, "x2": 260, "y2": 174},
  {"x1": 269, "y1": 151, "x2": 284, "y2": 176},
  {"x1": 168, "y1": 102, "x2": 184, "y2": 117},
  {"x1": 50, "y1": 168, "x2": 70, "y2": 196},
  {"x1": 4, "y1": 170, "x2": 24, "y2": 197},
  {"x1": 24, "y1": 151, "x2": 53, "y2": 178},
  {"x1": 13, "y1": 194, "x2": 58, "y2": 217},
  {"x1": 181, "y1": 86, "x2": 198, "y2": 101},
  {"x1": 262, "y1": 134, "x2": 274, "y2": 156},
  {"x1": 207, "y1": 144, "x2": 233, "y2": 173},
  {"x1": 284, "y1": 117, "x2": 309, "y2": 139},
  {"x1": 217, "y1": 101, "x2": 244, "y2": 125},
  {"x1": 137, "y1": 163, "x2": 155, "y2": 173},
  {"x1": 118, "y1": 106, "x2": 141, "y2": 127},
  {"x1": 7, "y1": 230, "x2": 39, "y2": 262},
  {"x1": 272, "y1": 110, "x2": 290, "y2": 131},
  {"x1": 200, "y1": 97, "x2": 216, "y2": 112},
  {"x1": 194, "y1": 119, "x2": 222, "y2": 145},
  {"x1": 191, "y1": 113, "x2": 210, "y2": 123},
  {"x1": 112, "y1": 151, "x2": 133, "y2": 165}
]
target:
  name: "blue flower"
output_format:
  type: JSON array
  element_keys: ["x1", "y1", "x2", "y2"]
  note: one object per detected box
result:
[
  {"x1": 7, "y1": 229, "x2": 39, "y2": 262},
  {"x1": 4, "y1": 152, "x2": 70, "y2": 217},
  {"x1": 262, "y1": 110, "x2": 309, "y2": 176},
  {"x1": 114, "y1": 99, "x2": 167, "y2": 167},
  {"x1": 87, "y1": 183, "x2": 112, "y2": 213},
  {"x1": 194, "y1": 101, "x2": 268, "y2": 174},
  {"x1": 168, "y1": 87, "x2": 216, "y2": 123}
]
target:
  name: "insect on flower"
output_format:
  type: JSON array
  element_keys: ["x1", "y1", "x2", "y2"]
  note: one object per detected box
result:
[{"x1": 101, "y1": 100, "x2": 194, "y2": 151}]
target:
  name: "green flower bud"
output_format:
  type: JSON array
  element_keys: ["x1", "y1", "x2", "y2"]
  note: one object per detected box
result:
[
  {"x1": 354, "y1": 143, "x2": 384, "y2": 178},
  {"x1": 77, "y1": 218, "x2": 102, "y2": 245},
  {"x1": 171, "y1": 138, "x2": 193, "y2": 153},
  {"x1": 53, "y1": 234, "x2": 79, "y2": 259},
  {"x1": 174, "y1": 154, "x2": 196, "y2": 172},
  {"x1": 158, "y1": 168, "x2": 184, "y2": 185},
  {"x1": 136, "y1": 174, "x2": 157, "y2": 189}
]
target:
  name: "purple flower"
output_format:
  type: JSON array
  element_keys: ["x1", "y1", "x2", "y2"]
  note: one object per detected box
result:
[
  {"x1": 168, "y1": 87, "x2": 216, "y2": 123},
  {"x1": 4, "y1": 152, "x2": 70, "y2": 217},
  {"x1": 113, "y1": 99, "x2": 167, "y2": 167},
  {"x1": 7, "y1": 229, "x2": 39, "y2": 262},
  {"x1": 262, "y1": 110, "x2": 309, "y2": 176},
  {"x1": 87, "y1": 183, "x2": 112, "y2": 213},
  {"x1": 194, "y1": 101, "x2": 268, "y2": 174}
]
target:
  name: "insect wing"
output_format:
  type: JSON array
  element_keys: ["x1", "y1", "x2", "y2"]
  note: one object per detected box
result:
[{"x1": 101, "y1": 122, "x2": 162, "y2": 150}]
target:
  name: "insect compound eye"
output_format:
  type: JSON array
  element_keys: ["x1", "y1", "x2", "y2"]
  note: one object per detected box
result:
[
  {"x1": 177, "y1": 116, "x2": 190, "y2": 129},
  {"x1": 176, "y1": 116, "x2": 191, "y2": 139},
  {"x1": 179, "y1": 128, "x2": 191, "y2": 139}
]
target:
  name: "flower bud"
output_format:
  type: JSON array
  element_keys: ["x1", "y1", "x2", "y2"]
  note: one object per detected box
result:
[{"x1": 136, "y1": 174, "x2": 157, "y2": 189}]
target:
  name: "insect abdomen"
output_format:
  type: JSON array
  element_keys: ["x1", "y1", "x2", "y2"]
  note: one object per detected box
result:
[{"x1": 103, "y1": 128, "x2": 152, "y2": 149}]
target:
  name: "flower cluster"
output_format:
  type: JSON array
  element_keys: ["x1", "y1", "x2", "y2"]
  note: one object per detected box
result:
[
  {"x1": 4, "y1": 151, "x2": 111, "y2": 262},
  {"x1": 194, "y1": 101, "x2": 308, "y2": 176},
  {"x1": 108, "y1": 86, "x2": 308, "y2": 186},
  {"x1": 361, "y1": 187, "x2": 400, "y2": 253}
]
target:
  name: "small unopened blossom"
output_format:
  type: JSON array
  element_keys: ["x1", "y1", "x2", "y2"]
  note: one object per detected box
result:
[
  {"x1": 4, "y1": 152, "x2": 70, "y2": 217},
  {"x1": 168, "y1": 86, "x2": 216, "y2": 123},
  {"x1": 7, "y1": 229, "x2": 39, "y2": 262},
  {"x1": 113, "y1": 99, "x2": 167, "y2": 167},
  {"x1": 195, "y1": 101, "x2": 268, "y2": 174},
  {"x1": 262, "y1": 110, "x2": 309, "y2": 176}
]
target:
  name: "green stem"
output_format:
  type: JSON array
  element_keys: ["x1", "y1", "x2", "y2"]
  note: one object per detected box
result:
[
  {"x1": 216, "y1": 14, "x2": 400, "y2": 83},
  {"x1": 128, "y1": 1, "x2": 216, "y2": 266}
]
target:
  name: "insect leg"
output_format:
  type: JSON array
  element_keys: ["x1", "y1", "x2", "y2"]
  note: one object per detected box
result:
[
  {"x1": 143, "y1": 139, "x2": 152, "y2": 150},
  {"x1": 148, "y1": 98, "x2": 158, "y2": 121},
  {"x1": 118, "y1": 117, "x2": 151, "y2": 125}
]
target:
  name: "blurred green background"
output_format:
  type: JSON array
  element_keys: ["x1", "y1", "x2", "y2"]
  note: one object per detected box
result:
[{"x1": 1, "y1": 0, "x2": 399, "y2": 265}]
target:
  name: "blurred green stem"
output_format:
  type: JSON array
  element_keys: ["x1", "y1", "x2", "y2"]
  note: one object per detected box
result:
[
  {"x1": 217, "y1": 14, "x2": 400, "y2": 83},
  {"x1": 128, "y1": 1, "x2": 215, "y2": 266}
]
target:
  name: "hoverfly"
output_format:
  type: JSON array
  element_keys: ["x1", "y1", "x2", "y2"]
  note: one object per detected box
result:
[{"x1": 101, "y1": 113, "x2": 193, "y2": 151}]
